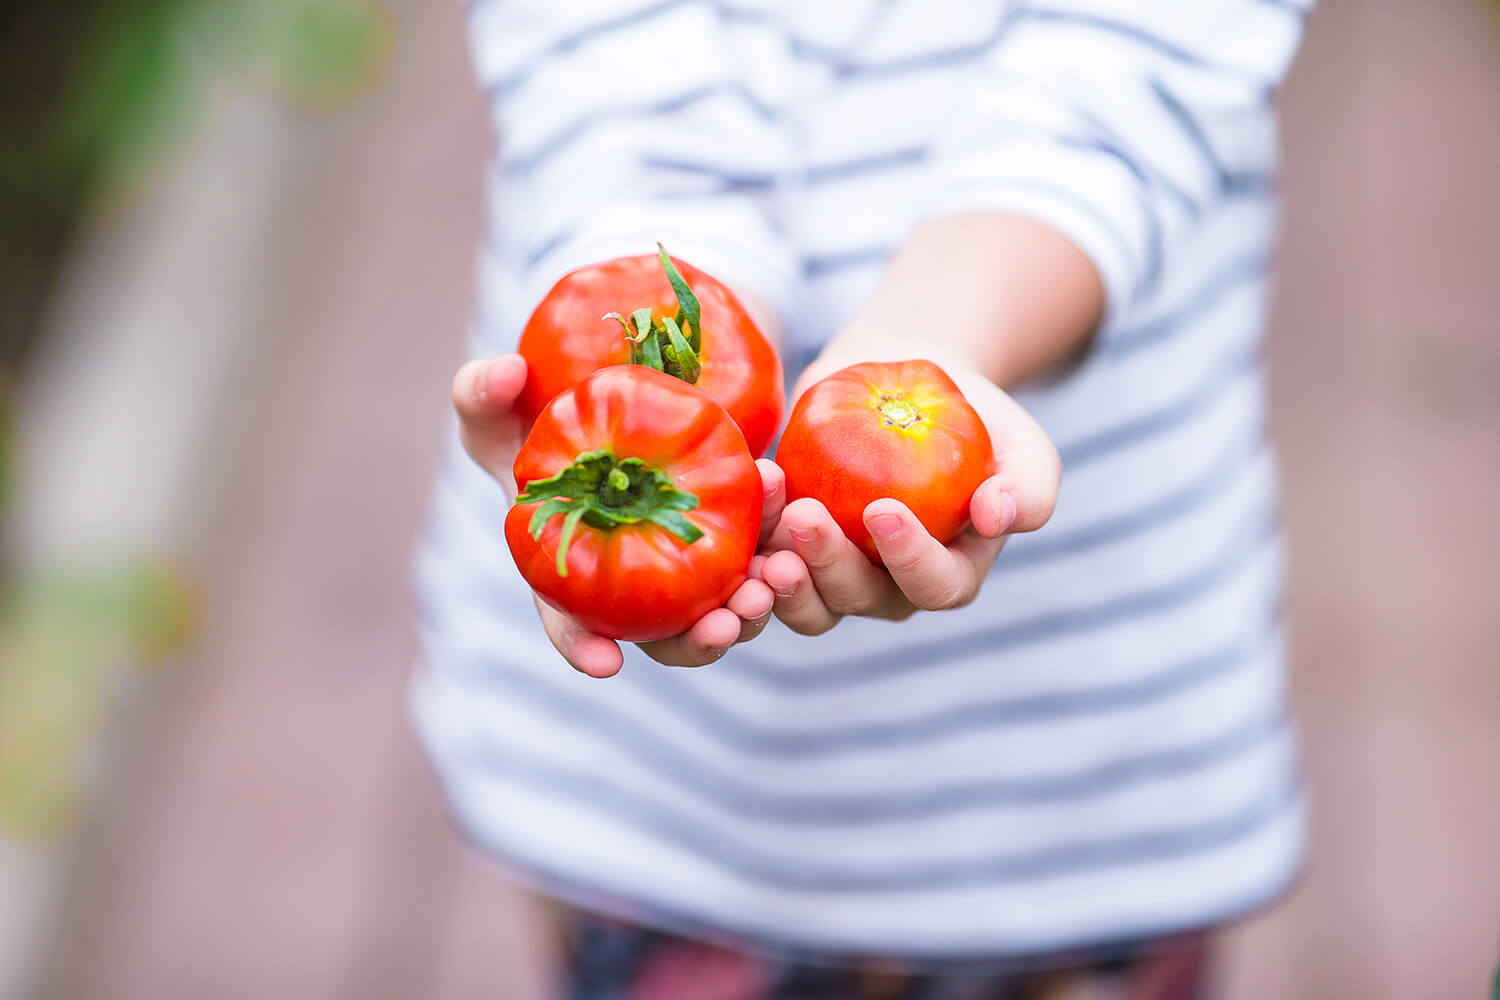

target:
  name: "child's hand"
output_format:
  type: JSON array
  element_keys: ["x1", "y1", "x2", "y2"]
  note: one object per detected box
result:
[
  {"x1": 453, "y1": 354, "x2": 783, "y2": 676},
  {"x1": 757, "y1": 365, "x2": 1059, "y2": 634}
]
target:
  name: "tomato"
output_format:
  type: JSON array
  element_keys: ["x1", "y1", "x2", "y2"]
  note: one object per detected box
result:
[
  {"x1": 506, "y1": 365, "x2": 763, "y2": 642},
  {"x1": 776, "y1": 360, "x2": 994, "y2": 563},
  {"x1": 516, "y1": 246, "x2": 784, "y2": 458}
]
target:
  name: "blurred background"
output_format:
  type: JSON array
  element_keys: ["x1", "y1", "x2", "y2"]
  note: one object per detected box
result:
[{"x1": 1, "y1": 0, "x2": 1497, "y2": 997}]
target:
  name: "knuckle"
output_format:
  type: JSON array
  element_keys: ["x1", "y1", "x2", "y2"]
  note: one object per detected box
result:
[
  {"x1": 787, "y1": 614, "x2": 838, "y2": 637},
  {"x1": 801, "y1": 548, "x2": 843, "y2": 573},
  {"x1": 823, "y1": 593, "x2": 872, "y2": 618},
  {"x1": 914, "y1": 578, "x2": 968, "y2": 612},
  {"x1": 881, "y1": 547, "x2": 927, "y2": 578},
  {"x1": 878, "y1": 602, "x2": 917, "y2": 622},
  {"x1": 739, "y1": 618, "x2": 772, "y2": 643}
]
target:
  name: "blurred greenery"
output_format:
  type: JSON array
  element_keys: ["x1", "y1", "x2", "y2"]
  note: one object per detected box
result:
[
  {"x1": 0, "y1": 386, "x2": 11, "y2": 518},
  {"x1": 1, "y1": 0, "x2": 390, "y2": 378},
  {"x1": 245, "y1": 0, "x2": 394, "y2": 108},
  {"x1": 0, "y1": 0, "x2": 387, "y2": 844},
  {"x1": 0, "y1": 560, "x2": 194, "y2": 841}
]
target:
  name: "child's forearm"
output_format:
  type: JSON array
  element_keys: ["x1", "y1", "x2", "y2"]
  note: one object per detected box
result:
[{"x1": 814, "y1": 212, "x2": 1106, "y2": 390}]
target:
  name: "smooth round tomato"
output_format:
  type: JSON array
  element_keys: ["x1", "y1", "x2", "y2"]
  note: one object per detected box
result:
[
  {"x1": 517, "y1": 247, "x2": 784, "y2": 458},
  {"x1": 506, "y1": 365, "x2": 762, "y2": 642},
  {"x1": 777, "y1": 359, "x2": 994, "y2": 563}
]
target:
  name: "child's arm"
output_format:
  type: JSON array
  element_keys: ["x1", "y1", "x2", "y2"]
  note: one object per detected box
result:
[{"x1": 761, "y1": 0, "x2": 1311, "y2": 633}]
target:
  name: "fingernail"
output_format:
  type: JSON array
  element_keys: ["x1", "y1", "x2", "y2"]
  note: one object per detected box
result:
[
  {"x1": 772, "y1": 581, "x2": 797, "y2": 599},
  {"x1": 788, "y1": 524, "x2": 817, "y2": 544},
  {"x1": 995, "y1": 490, "x2": 1018, "y2": 534},
  {"x1": 474, "y1": 361, "x2": 493, "y2": 402},
  {"x1": 866, "y1": 513, "x2": 902, "y2": 539}
]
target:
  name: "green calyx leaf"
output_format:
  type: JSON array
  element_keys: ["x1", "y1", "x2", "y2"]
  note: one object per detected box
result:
[
  {"x1": 605, "y1": 244, "x2": 706, "y2": 384},
  {"x1": 517, "y1": 449, "x2": 703, "y2": 577},
  {"x1": 657, "y1": 242, "x2": 701, "y2": 348},
  {"x1": 660, "y1": 316, "x2": 701, "y2": 384}
]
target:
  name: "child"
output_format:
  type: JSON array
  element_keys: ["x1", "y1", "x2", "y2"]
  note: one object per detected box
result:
[{"x1": 414, "y1": 1, "x2": 1311, "y2": 995}]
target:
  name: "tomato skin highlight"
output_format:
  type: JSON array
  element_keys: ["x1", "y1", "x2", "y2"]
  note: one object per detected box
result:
[
  {"x1": 516, "y1": 252, "x2": 784, "y2": 458},
  {"x1": 506, "y1": 366, "x2": 763, "y2": 642},
  {"x1": 777, "y1": 360, "x2": 994, "y2": 564}
]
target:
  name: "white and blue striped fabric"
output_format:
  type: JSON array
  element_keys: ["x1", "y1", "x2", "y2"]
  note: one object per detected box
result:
[{"x1": 413, "y1": 0, "x2": 1311, "y2": 962}]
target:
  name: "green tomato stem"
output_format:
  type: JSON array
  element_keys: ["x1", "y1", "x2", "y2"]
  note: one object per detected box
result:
[
  {"x1": 603, "y1": 244, "x2": 706, "y2": 384},
  {"x1": 517, "y1": 449, "x2": 703, "y2": 577}
]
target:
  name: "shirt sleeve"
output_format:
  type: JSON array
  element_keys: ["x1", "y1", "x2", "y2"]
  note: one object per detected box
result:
[
  {"x1": 910, "y1": 0, "x2": 1312, "y2": 336},
  {"x1": 466, "y1": 0, "x2": 800, "y2": 320}
]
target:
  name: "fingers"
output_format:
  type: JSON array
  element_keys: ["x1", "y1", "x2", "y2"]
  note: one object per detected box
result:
[
  {"x1": 968, "y1": 476, "x2": 1019, "y2": 540},
  {"x1": 728, "y1": 571, "x2": 776, "y2": 645},
  {"x1": 637, "y1": 608, "x2": 742, "y2": 667},
  {"x1": 760, "y1": 492, "x2": 1014, "y2": 629},
  {"x1": 981, "y1": 391, "x2": 1061, "y2": 535},
  {"x1": 864, "y1": 500, "x2": 986, "y2": 611},
  {"x1": 452, "y1": 354, "x2": 528, "y2": 418},
  {"x1": 537, "y1": 574, "x2": 773, "y2": 675},
  {"x1": 783, "y1": 498, "x2": 905, "y2": 613},
  {"x1": 637, "y1": 576, "x2": 772, "y2": 666},
  {"x1": 763, "y1": 498, "x2": 913, "y2": 631},
  {"x1": 534, "y1": 597, "x2": 624, "y2": 678},
  {"x1": 759, "y1": 548, "x2": 843, "y2": 636},
  {"x1": 635, "y1": 577, "x2": 775, "y2": 668},
  {"x1": 453, "y1": 354, "x2": 529, "y2": 482},
  {"x1": 755, "y1": 459, "x2": 786, "y2": 546}
]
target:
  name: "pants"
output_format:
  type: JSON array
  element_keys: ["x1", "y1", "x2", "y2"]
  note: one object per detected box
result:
[{"x1": 559, "y1": 907, "x2": 1210, "y2": 1000}]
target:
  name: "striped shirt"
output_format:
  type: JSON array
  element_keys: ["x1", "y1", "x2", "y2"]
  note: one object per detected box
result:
[{"x1": 413, "y1": 0, "x2": 1311, "y2": 964}]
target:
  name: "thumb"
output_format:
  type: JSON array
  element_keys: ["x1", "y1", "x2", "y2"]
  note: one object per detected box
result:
[
  {"x1": 453, "y1": 354, "x2": 529, "y2": 483},
  {"x1": 967, "y1": 388, "x2": 1060, "y2": 538},
  {"x1": 533, "y1": 596, "x2": 625, "y2": 678},
  {"x1": 755, "y1": 459, "x2": 787, "y2": 546}
]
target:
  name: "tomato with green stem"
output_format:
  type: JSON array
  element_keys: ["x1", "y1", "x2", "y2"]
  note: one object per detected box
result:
[
  {"x1": 516, "y1": 245, "x2": 784, "y2": 458},
  {"x1": 776, "y1": 359, "x2": 995, "y2": 563},
  {"x1": 506, "y1": 365, "x2": 763, "y2": 642}
]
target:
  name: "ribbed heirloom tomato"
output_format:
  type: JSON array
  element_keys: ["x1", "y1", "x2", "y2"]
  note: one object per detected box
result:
[
  {"x1": 777, "y1": 359, "x2": 994, "y2": 563},
  {"x1": 506, "y1": 365, "x2": 763, "y2": 642},
  {"x1": 517, "y1": 246, "x2": 784, "y2": 458}
]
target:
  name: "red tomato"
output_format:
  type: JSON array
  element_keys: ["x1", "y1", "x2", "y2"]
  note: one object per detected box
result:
[
  {"x1": 517, "y1": 246, "x2": 784, "y2": 458},
  {"x1": 506, "y1": 365, "x2": 763, "y2": 642},
  {"x1": 777, "y1": 360, "x2": 994, "y2": 563}
]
